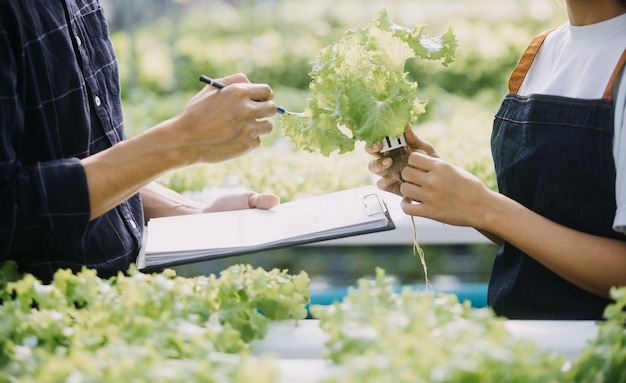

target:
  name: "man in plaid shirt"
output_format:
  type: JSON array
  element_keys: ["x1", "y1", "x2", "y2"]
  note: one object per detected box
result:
[{"x1": 0, "y1": 0, "x2": 280, "y2": 281}]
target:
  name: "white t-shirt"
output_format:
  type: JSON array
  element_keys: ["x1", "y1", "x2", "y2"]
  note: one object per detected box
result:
[{"x1": 518, "y1": 13, "x2": 626, "y2": 235}]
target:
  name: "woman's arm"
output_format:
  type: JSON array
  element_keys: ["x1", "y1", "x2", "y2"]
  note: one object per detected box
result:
[{"x1": 400, "y1": 151, "x2": 626, "y2": 299}]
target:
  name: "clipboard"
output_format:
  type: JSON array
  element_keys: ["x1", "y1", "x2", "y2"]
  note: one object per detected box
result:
[{"x1": 137, "y1": 186, "x2": 395, "y2": 272}]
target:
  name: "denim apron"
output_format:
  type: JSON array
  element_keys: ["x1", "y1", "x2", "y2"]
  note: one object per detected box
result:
[{"x1": 489, "y1": 30, "x2": 626, "y2": 319}]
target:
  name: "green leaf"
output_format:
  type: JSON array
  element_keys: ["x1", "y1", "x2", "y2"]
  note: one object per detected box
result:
[{"x1": 279, "y1": 8, "x2": 457, "y2": 156}]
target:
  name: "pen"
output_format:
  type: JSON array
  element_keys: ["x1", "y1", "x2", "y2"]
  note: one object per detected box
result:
[{"x1": 198, "y1": 75, "x2": 288, "y2": 115}]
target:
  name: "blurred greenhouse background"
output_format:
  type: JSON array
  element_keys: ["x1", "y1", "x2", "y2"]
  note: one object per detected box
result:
[{"x1": 102, "y1": 0, "x2": 569, "y2": 298}]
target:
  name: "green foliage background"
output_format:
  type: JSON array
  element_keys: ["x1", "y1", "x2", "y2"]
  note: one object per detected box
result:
[{"x1": 110, "y1": 0, "x2": 567, "y2": 202}]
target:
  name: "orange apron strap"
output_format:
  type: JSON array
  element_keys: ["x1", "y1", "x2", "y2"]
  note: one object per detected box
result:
[
  {"x1": 603, "y1": 49, "x2": 626, "y2": 100},
  {"x1": 507, "y1": 29, "x2": 554, "y2": 94}
]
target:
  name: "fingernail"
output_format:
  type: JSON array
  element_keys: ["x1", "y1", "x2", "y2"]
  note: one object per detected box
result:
[{"x1": 382, "y1": 158, "x2": 392, "y2": 166}]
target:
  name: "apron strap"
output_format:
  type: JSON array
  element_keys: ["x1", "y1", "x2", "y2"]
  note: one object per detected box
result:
[
  {"x1": 507, "y1": 29, "x2": 554, "y2": 94},
  {"x1": 603, "y1": 49, "x2": 626, "y2": 101}
]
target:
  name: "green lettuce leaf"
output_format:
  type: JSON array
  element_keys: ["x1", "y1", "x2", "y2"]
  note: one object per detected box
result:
[{"x1": 280, "y1": 8, "x2": 457, "y2": 156}]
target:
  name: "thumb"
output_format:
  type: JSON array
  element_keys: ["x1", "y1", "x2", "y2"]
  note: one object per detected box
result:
[
  {"x1": 404, "y1": 126, "x2": 439, "y2": 158},
  {"x1": 248, "y1": 192, "x2": 280, "y2": 210}
]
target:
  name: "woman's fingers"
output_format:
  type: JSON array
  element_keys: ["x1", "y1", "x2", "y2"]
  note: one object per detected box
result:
[
  {"x1": 404, "y1": 126, "x2": 440, "y2": 158},
  {"x1": 368, "y1": 156, "x2": 392, "y2": 175},
  {"x1": 365, "y1": 142, "x2": 384, "y2": 157}
]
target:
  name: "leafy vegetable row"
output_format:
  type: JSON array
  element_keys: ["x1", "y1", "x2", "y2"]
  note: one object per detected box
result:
[
  {"x1": 0, "y1": 263, "x2": 309, "y2": 383},
  {"x1": 312, "y1": 268, "x2": 626, "y2": 383},
  {"x1": 1, "y1": 262, "x2": 624, "y2": 382}
]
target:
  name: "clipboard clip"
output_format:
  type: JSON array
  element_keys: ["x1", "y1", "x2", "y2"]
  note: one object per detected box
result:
[{"x1": 363, "y1": 193, "x2": 385, "y2": 216}]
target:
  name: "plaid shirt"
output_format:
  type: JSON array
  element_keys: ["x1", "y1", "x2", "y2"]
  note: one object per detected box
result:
[{"x1": 0, "y1": 0, "x2": 143, "y2": 281}]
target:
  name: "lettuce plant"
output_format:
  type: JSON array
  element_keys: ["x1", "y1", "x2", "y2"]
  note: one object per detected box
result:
[{"x1": 279, "y1": 8, "x2": 457, "y2": 156}]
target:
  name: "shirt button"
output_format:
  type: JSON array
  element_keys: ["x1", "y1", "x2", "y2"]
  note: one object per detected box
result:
[
  {"x1": 94, "y1": 96, "x2": 101, "y2": 106},
  {"x1": 75, "y1": 35, "x2": 82, "y2": 46},
  {"x1": 130, "y1": 220, "x2": 137, "y2": 230}
]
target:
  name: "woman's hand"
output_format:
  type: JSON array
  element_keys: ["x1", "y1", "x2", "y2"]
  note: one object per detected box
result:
[
  {"x1": 365, "y1": 126, "x2": 441, "y2": 196},
  {"x1": 399, "y1": 151, "x2": 493, "y2": 228},
  {"x1": 366, "y1": 126, "x2": 493, "y2": 228}
]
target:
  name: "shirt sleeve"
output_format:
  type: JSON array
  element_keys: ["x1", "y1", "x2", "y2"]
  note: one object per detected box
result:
[
  {"x1": 0, "y1": 15, "x2": 91, "y2": 260},
  {"x1": 613, "y1": 71, "x2": 626, "y2": 235}
]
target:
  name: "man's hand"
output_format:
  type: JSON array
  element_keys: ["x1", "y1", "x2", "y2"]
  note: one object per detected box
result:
[
  {"x1": 202, "y1": 191, "x2": 280, "y2": 213},
  {"x1": 83, "y1": 73, "x2": 278, "y2": 220},
  {"x1": 172, "y1": 73, "x2": 277, "y2": 164},
  {"x1": 141, "y1": 182, "x2": 279, "y2": 221}
]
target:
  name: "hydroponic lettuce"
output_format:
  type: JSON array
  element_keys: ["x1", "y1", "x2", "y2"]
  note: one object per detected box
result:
[
  {"x1": 0, "y1": 263, "x2": 309, "y2": 383},
  {"x1": 311, "y1": 270, "x2": 626, "y2": 383},
  {"x1": 310, "y1": 268, "x2": 567, "y2": 382},
  {"x1": 567, "y1": 286, "x2": 626, "y2": 382},
  {"x1": 280, "y1": 8, "x2": 457, "y2": 156},
  {"x1": 2, "y1": 261, "x2": 625, "y2": 382}
]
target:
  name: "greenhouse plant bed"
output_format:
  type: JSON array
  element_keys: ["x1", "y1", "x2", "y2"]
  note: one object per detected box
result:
[{"x1": 251, "y1": 319, "x2": 599, "y2": 382}]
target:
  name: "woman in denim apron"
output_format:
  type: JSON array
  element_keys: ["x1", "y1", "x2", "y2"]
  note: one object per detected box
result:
[{"x1": 368, "y1": 0, "x2": 626, "y2": 319}]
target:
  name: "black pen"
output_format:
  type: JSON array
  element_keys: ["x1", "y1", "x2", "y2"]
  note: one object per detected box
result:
[{"x1": 198, "y1": 75, "x2": 288, "y2": 115}]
